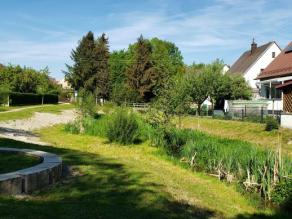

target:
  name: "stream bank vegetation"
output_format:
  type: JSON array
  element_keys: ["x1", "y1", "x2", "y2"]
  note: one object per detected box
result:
[{"x1": 65, "y1": 102, "x2": 292, "y2": 215}]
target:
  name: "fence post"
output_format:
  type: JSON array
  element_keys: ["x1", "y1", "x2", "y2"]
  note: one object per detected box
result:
[
  {"x1": 261, "y1": 107, "x2": 264, "y2": 123},
  {"x1": 244, "y1": 105, "x2": 247, "y2": 117},
  {"x1": 242, "y1": 109, "x2": 244, "y2": 121}
]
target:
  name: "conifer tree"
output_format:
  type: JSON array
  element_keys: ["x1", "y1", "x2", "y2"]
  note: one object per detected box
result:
[
  {"x1": 95, "y1": 33, "x2": 110, "y2": 99},
  {"x1": 126, "y1": 35, "x2": 158, "y2": 102},
  {"x1": 65, "y1": 31, "x2": 97, "y2": 92}
]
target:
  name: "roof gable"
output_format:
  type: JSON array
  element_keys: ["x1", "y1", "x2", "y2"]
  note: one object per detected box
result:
[
  {"x1": 229, "y1": 42, "x2": 273, "y2": 75},
  {"x1": 257, "y1": 42, "x2": 292, "y2": 80}
]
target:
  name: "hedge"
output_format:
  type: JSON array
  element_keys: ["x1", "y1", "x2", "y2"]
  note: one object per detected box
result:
[{"x1": 8, "y1": 92, "x2": 58, "y2": 105}]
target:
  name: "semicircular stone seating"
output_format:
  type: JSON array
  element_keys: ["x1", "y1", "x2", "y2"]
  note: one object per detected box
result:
[{"x1": 0, "y1": 148, "x2": 62, "y2": 195}]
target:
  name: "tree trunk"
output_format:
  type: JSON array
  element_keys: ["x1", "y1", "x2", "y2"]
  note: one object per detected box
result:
[
  {"x1": 197, "y1": 103, "x2": 201, "y2": 116},
  {"x1": 42, "y1": 96, "x2": 44, "y2": 105},
  {"x1": 7, "y1": 95, "x2": 10, "y2": 107}
]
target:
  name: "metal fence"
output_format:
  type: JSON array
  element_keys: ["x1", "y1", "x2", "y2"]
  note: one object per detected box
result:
[
  {"x1": 228, "y1": 106, "x2": 268, "y2": 122},
  {"x1": 126, "y1": 102, "x2": 150, "y2": 111}
]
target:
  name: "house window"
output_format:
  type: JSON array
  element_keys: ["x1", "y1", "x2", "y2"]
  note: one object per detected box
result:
[
  {"x1": 260, "y1": 82, "x2": 282, "y2": 99},
  {"x1": 272, "y1": 52, "x2": 276, "y2": 58}
]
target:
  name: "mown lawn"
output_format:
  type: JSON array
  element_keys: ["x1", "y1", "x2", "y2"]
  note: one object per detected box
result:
[
  {"x1": 0, "y1": 104, "x2": 75, "y2": 122},
  {"x1": 0, "y1": 105, "x2": 29, "y2": 112},
  {"x1": 180, "y1": 116, "x2": 292, "y2": 157},
  {"x1": 0, "y1": 125, "x2": 282, "y2": 219},
  {"x1": 0, "y1": 152, "x2": 40, "y2": 174}
]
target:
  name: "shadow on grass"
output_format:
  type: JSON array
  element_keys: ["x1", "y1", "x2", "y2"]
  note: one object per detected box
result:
[{"x1": 0, "y1": 138, "x2": 220, "y2": 219}]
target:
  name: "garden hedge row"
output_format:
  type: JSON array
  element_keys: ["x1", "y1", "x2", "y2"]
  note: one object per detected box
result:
[{"x1": 9, "y1": 92, "x2": 58, "y2": 105}]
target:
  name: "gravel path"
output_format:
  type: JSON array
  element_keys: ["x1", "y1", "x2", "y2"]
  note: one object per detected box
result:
[{"x1": 0, "y1": 109, "x2": 76, "y2": 145}]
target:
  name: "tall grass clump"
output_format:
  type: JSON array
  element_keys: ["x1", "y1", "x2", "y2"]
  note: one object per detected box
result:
[
  {"x1": 106, "y1": 108, "x2": 140, "y2": 145},
  {"x1": 180, "y1": 131, "x2": 292, "y2": 202},
  {"x1": 150, "y1": 127, "x2": 195, "y2": 157},
  {"x1": 64, "y1": 115, "x2": 109, "y2": 137}
]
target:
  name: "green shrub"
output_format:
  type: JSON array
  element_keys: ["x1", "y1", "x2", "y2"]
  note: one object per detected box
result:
[
  {"x1": 106, "y1": 108, "x2": 140, "y2": 145},
  {"x1": 77, "y1": 89, "x2": 96, "y2": 118},
  {"x1": 265, "y1": 116, "x2": 279, "y2": 131},
  {"x1": 149, "y1": 127, "x2": 194, "y2": 157},
  {"x1": 64, "y1": 120, "x2": 81, "y2": 134},
  {"x1": 271, "y1": 178, "x2": 292, "y2": 210},
  {"x1": 83, "y1": 116, "x2": 108, "y2": 137},
  {"x1": 161, "y1": 128, "x2": 190, "y2": 156}
]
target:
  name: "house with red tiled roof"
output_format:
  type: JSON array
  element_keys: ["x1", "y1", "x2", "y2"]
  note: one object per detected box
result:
[
  {"x1": 257, "y1": 42, "x2": 292, "y2": 128},
  {"x1": 229, "y1": 40, "x2": 281, "y2": 98}
]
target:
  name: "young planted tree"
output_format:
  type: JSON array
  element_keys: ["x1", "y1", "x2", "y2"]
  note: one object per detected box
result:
[
  {"x1": 154, "y1": 74, "x2": 191, "y2": 126},
  {"x1": 186, "y1": 72, "x2": 209, "y2": 115},
  {"x1": 127, "y1": 35, "x2": 158, "y2": 102},
  {"x1": 36, "y1": 83, "x2": 49, "y2": 105}
]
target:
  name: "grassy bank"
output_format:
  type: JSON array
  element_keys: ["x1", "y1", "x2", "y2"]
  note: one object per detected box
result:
[
  {"x1": 0, "y1": 104, "x2": 75, "y2": 122},
  {"x1": 180, "y1": 116, "x2": 292, "y2": 157},
  {"x1": 0, "y1": 126, "x2": 276, "y2": 218},
  {"x1": 0, "y1": 152, "x2": 40, "y2": 174}
]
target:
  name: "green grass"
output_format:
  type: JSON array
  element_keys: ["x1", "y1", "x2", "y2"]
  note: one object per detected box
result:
[
  {"x1": 0, "y1": 105, "x2": 29, "y2": 112},
  {"x1": 0, "y1": 104, "x2": 75, "y2": 122},
  {"x1": 0, "y1": 152, "x2": 41, "y2": 174},
  {"x1": 180, "y1": 116, "x2": 292, "y2": 157},
  {"x1": 0, "y1": 125, "x2": 285, "y2": 218}
]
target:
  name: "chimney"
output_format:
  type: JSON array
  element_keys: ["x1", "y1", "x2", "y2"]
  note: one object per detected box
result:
[{"x1": 251, "y1": 38, "x2": 257, "y2": 54}]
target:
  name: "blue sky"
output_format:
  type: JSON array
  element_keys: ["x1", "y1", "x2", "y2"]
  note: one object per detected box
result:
[{"x1": 0, "y1": 0, "x2": 292, "y2": 79}]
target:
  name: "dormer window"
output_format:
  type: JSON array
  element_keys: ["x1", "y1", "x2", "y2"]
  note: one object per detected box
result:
[{"x1": 272, "y1": 52, "x2": 275, "y2": 58}]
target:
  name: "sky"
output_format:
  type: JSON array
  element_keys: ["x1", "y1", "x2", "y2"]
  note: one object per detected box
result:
[{"x1": 0, "y1": 0, "x2": 292, "y2": 79}]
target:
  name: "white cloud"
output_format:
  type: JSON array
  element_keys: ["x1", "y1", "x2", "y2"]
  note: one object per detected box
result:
[{"x1": 1, "y1": 0, "x2": 292, "y2": 78}]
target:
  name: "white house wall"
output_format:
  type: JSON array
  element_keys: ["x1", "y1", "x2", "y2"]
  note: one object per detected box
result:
[
  {"x1": 281, "y1": 114, "x2": 292, "y2": 129},
  {"x1": 244, "y1": 43, "x2": 281, "y2": 89}
]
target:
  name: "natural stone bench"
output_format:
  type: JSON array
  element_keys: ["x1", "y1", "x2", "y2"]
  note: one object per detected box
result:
[{"x1": 0, "y1": 148, "x2": 62, "y2": 195}]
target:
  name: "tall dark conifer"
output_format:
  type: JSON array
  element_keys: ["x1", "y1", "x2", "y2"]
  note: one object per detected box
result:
[
  {"x1": 95, "y1": 33, "x2": 110, "y2": 99},
  {"x1": 127, "y1": 35, "x2": 157, "y2": 102},
  {"x1": 65, "y1": 31, "x2": 97, "y2": 92}
]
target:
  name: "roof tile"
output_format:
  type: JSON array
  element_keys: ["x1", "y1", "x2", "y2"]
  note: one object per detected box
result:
[
  {"x1": 257, "y1": 42, "x2": 292, "y2": 80},
  {"x1": 229, "y1": 42, "x2": 273, "y2": 75}
]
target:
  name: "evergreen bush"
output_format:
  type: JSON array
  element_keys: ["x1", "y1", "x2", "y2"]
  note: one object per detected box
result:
[
  {"x1": 106, "y1": 108, "x2": 140, "y2": 145},
  {"x1": 265, "y1": 116, "x2": 279, "y2": 131}
]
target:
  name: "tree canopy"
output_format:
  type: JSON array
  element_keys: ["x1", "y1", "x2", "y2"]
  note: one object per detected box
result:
[
  {"x1": 0, "y1": 65, "x2": 59, "y2": 94},
  {"x1": 64, "y1": 31, "x2": 251, "y2": 109}
]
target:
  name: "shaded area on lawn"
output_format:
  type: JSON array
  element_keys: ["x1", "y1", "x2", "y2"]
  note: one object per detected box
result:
[
  {"x1": 0, "y1": 138, "x2": 219, "y2": 219},
  {"x1": 0, "y1": 151, "x2": 41, "y2": 174}
]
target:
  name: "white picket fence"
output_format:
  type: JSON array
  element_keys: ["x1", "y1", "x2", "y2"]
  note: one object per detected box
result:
[{"x1": 127, "y1": 102, "x2": 150, "y2": 111}]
